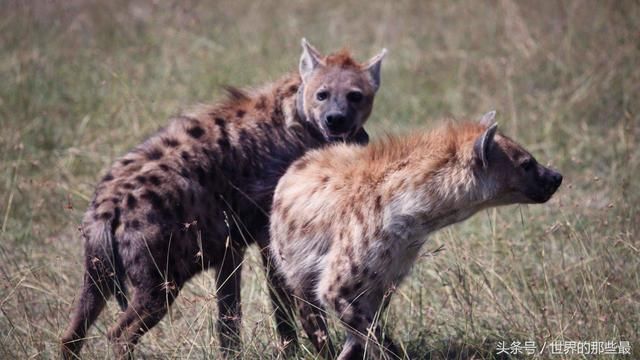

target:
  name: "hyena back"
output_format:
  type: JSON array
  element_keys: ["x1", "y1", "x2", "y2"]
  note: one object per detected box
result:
[
  {"x1": 61, "y1": 39, "x2": 386, "y2": 359},
  {"x1": 270, "y1": 112, "x2": 562, "y2": 359}
]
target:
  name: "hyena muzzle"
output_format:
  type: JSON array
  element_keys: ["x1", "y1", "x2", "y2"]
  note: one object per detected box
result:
[
  {"x1": 270, "y1": 111, "x2": 562, "y2": 359},
  {"x1": 60, "y1": 39, "x2": 386, "y2": 359}
]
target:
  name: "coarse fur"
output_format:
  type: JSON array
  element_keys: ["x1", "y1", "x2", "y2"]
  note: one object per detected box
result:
[
  {"x1": 270, "y1": 112, "x2": 563, "y2": 359},
  {"x1": 61, "y1": 39, "x2": 386, "y2": 359}
]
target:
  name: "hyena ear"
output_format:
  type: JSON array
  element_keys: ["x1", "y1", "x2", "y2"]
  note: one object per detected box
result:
[
  {"x1": 299, "y1": 38, "x2": 324, "y2": 82},
  {"x1": 474, "y1": 123, "x2": 498, "y2": 169},
  {"x1": 363, "y1": 48, "x2": 387, "y2": 92},
  {"x1": 479, "y1": 110, "x2": 497, "y2": 126}
]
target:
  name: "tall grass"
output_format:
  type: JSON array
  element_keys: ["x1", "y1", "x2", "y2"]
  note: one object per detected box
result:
[{"x1": 0, "y1": 0, "x2": 638, "y2": 358}]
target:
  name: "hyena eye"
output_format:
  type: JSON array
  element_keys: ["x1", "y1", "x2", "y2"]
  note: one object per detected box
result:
[
  {"x1": 347, "y1": 91, "x2": 363, "y2": 103},
  {"x1": 316, "y1": 90, "x2": 329, "y2": 101},
  {"x1": 520, "y1": 158, "x2": 534, "y2": 171}
]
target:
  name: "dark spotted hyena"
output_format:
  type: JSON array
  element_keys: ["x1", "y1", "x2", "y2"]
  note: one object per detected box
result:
[{"x1": 61, "y1": 39, "x2": 387, "y2": 359}]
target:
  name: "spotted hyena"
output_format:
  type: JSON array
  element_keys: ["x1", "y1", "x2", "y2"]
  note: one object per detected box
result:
[
  {"x1": 270, "y1": 111, "x2": 563, "y2": 359},
  {"x1": 61, "y1": 39, "x2": 387, "y2": 359}
]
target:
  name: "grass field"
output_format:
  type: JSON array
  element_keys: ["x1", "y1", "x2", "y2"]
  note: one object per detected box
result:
[{"x1": 1, "y1": 0, "x2": 638, "y2": 358}]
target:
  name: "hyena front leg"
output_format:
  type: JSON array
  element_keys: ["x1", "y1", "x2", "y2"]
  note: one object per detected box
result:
[
  {"x1": 326, "y1": 292, "x2": 401, "y2": 360},
  {"x1": 259, "y1": 246, "x2": 299, "y2": 353},
  {"x1": 295, "y1": 289, "x2": 336, "y2": 358},
  {"x1": 215, "y1": 246, "x2": 245, "y2": 357}
]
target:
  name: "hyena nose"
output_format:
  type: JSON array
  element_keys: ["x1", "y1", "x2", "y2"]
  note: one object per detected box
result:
[
  {"x1": 548, "y1": 170, "x2": 563, "y2": 190},
  {"x1": 325, "y1": 112, "x2": 348, "y2": 131},
  {"x1": 552, "y1": 172, "x2": 563, "y2": 187}
]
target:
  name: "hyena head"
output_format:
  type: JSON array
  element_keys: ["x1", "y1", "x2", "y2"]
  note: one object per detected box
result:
[
  {"x1": 472, "y1": 111, "x2": 563, "y2": 205},
  {"x1": 298, "y1": 38, "x2": 387, "y2": 141}
]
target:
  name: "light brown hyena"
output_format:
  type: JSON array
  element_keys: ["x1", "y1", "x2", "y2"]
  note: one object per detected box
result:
[
  {"x1": 270, "y1": 112, "x2": 563, "y2": 359},
  {"x1": 61, "y1": 39, "x2": 387, "y2": 359}
]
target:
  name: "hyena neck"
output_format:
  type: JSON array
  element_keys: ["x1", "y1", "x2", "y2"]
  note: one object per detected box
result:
[
  {"x1": 240, "y1": 75, "x2": 328, "y2": 204},
  {"x1": 385, "y1": 162, "x2": 486, "y2": 241}
]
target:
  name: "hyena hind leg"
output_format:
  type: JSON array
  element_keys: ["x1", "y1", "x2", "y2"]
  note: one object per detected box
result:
[
  {"x1": 107, "y1": 281, "x2": 180, "y2": 360},
  {"x1": 61, "y1": 263, "x2": 113, "y2": 359}
]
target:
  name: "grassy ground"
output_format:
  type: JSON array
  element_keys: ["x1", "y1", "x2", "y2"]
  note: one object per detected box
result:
[{"x1": 1, "y1": 0, "x2": 638, "y2": 358}]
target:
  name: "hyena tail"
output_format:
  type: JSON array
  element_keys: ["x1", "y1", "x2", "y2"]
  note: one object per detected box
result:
[{"x1": 61, "y1": 222, "x2": 127, "y2": 358}]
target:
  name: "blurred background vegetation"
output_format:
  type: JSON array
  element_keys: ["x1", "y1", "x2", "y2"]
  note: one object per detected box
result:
[{"x1": 0, "y1": 0, "x2": 638, "y2": 358}]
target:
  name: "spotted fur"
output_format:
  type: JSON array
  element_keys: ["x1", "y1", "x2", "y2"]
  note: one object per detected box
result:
[
  {"x1": 61, "y1": 39, "x2": 386, "y2": 359},
  {"x1": 270, "y1": 112, "x2": 563, "y2": 359}
]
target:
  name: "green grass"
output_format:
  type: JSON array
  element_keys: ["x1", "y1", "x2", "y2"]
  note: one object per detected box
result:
[{"x1": 1, "y1": 0, "x2": 638, "y2": 358}]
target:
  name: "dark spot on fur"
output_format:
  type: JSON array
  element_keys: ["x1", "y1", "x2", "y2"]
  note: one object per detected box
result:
[
  {"x1": 339, "y1": 285, "x2": 351, "y2": 297},
  {"x1": 374, "y1": 195, "x2": 383, "y2": 212},
  {"x1": 123, "y1": 182, "x2": 135, "y2": 190},
  {"x1": 121, "y1": 159, "x2": 134, "y2": 166},
  {"x1": 321, "y1": 176, "x2": 329, "y2": 184},
  {"x1": 350, "y1": 265, "x2": 359, "y2": 276},
  {"x1": 135, "y1": 175, "x2": 147, "y2": 184},
  {"x1": 130, "y1": 219, "x2": 141, "y2": 230},
  {"x1": 255, "y1": 96, "x2": 267, "y2": 110},
  {"x1": 147, "y1": 148, "x2": 163, "y2": 160},
  {"x1": 214, "y1": 117, "x2": 231, "y2": 151},
  {"x1": 149, "y1": 175, "x2": 161, "y2": 186},
  {"x1": 236, "y1": 109, "x2": 245, "y2": 118},
  {"x1": 142, "y1": 190, "x2": 164, "y2": 209},
  {"x1": 280, "y1": 203, "x2": 292, "y2": 220},
  {"x1": 187, "y1": 126, "x2": 205, "y2": 139},
  {"x1": 181, "y1": 151, "x2": 191, "y2": 161},
  {"x1": 102, "y1": 173, "x2": 114, "y2": 182},
  {"x1": 163, "y1": 137, "x2": 180, "y2": 147},
  {"x1": 294, "y1": 158, "x2": 308, "y2": 170},
  {"x1": 194, "y1": 166, "x2": 206, "y2": 186},
  {"x1": 111, "y1": 207, "x2": 121, "y2": 234},
  {"x1": 126, "y1": 194, "x2": 137, "y2": 209},
  {"x1": 159, "y1": 164, "x2": 169, "y2": 171},
  {"x1": 133, "y1": 253, "x2": 144, "y2": 264},
  {"x1": 345, "y1": 245, "x2": 353, "y2": 257},
  {"x1": 99, "y1": 212, "x2": 112, "y2": 220}
]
